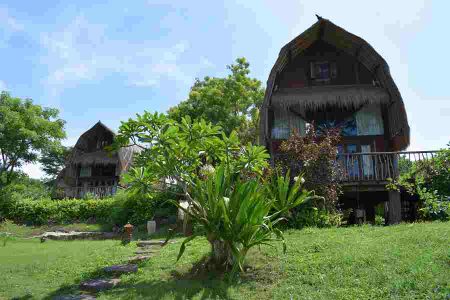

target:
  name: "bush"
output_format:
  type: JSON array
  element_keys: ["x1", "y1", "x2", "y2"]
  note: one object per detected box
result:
[
  {"x1": 289, "y1": 202, "x2": 343, "y2": 228},
  {"x1": 0, "y1": 190, "x2": 175, "y2": 226},
  {"x1": 389, "y1": 144, "x2": 450, "y2": 221},
  {"x1": 279, "y1": 123, "x2": 342, "y2": 211}
]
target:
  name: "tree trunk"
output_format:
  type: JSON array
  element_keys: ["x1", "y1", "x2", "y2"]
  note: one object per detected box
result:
[{"x1": 208, "y1": 236, "x2": 233, "y2": 270}]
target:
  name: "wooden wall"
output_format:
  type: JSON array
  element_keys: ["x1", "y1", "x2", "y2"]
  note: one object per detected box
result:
[{"x1": 277, "y1": 40, "x2": 375, "y2": 88}]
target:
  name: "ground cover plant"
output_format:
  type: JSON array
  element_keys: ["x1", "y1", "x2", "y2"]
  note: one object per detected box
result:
[{"x1": 0, "y1": 222, "x2": 448, "y2": 299}]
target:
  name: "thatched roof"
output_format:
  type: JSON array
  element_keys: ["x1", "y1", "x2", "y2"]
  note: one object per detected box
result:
[
  {"x1": 64, "y1": 121, "x2": 140, "y2": 175},
  {"x1": 271, "y1": 85, "x2": 390, "y2": 111},
  {"x1": 260, "y1": 17, "x2": 410, "y2": 150}
]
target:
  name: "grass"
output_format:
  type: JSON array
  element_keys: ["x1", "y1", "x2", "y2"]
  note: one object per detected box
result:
[{"x1": 0, "y1": 222, "x2": 449, "y2": 299}]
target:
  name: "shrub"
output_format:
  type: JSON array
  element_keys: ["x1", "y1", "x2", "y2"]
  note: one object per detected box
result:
[
  {"x1": 388, "y1": 144, "x2": 450, "y2": 221},
  {"x1": 279, "y1": 123, "x2": 342, "y2": 211},
  {"x1": 0, "y1": 190, "x2": 175, "y2": 226},
  {"x1": 289, "y1": 202, "x2": 343, "y2": 228}
]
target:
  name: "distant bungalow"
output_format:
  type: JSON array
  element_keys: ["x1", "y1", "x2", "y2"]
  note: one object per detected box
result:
[
  {"x1": 56, "y1": 121, "x2": 140, "y2": 198},
  {"x1": 259, "y1": 16, "x2": 436, "y2": 224}
]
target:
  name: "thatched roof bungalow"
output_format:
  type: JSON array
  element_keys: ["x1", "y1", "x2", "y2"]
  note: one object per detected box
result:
[
  {"x1": 56, "y1": 121, "x2": 140, "y2": 198},
  {"x1": 259, "y1": 16, "x2": 415, "y2": 224},
  {"x1": 260, "y1": 16, "x2": 410, "y2": 152}
]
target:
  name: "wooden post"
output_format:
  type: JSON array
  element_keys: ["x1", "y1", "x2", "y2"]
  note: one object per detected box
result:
[{"x1": 387, "y1": 191, "x2": 401, "y2": 224}]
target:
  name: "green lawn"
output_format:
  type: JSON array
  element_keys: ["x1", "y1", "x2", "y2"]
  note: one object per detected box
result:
[{"x1": 0, "y1": 222, "x2": 449, "y2": 299}]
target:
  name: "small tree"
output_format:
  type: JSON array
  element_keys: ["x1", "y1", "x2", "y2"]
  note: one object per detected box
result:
[
  {"x1": 0, "y1": 92, "x2": 65, "y2": 187},
  {"x1": 168, "y1": 58, "x2": 264, "y2": 144},
  {"x1": 279, "y1": 123, "x2": 342, "y2": 211},
  {"x1": 113, "y1": 112, "x2": 315, "y2": 274}
]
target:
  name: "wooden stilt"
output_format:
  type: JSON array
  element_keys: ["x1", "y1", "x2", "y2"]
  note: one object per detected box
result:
[{"x1": 387, "y1": 191, "x2": 401, "y2": 224}]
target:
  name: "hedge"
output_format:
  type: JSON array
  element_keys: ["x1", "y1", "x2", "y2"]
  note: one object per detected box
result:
[{"x1": 0, "y1": 191, "x2": 176, "y2": 226}]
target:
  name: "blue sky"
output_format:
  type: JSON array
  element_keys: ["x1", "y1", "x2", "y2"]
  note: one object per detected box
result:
[{"x1": 0, "y1": 0, "x2": 448, "y2": 178}]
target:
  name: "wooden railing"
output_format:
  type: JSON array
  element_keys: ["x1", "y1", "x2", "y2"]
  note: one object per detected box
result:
[
  {"x1": 337, "y1": 150, "x2": 439, "y2": 183},
  {"x1": 65, "y1": 185, "x2": 117, "y2": 198}
]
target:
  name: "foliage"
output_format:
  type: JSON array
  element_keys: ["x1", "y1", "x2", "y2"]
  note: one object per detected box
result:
[
  {"x1": 114, "y1": 113, "x2": 314, "y2": 274},
  {"x1": 288, "y1": 203, "x2": 343, "y2": 228},
  {"x1": 388, "y1": 144, "x2": 450, "y2": 220},
  {"x1": 39, "y1": 144, "x2": 72, "y2": 180},
  {"x1": 171, "y1": 165, "x2": 315, "y2": 275},
  {"x1": 0, "y1": 190, "x2": 174, "y2": 226},
  {"x1": 374, "y1": 215, "x2": 385, "y2": 226},
  {"x1": 114, "y1": 113, "x2": 269, "y2": 197},
  {"x1": 279, "y1": 122, "x2": 342, "y2": 211},
  {"x1": 0, "y1": 92, "x2": 66, "y2": 186},
  {"x1": 0, "y1": 172, "x2": 51, "y2": 201},
  {"x1": 167, "y1": 58, "x2": 265, "y2": 144}
]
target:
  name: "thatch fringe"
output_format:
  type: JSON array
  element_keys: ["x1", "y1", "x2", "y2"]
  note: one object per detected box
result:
[{"x1": 271, "y1": 85, "x2": 389, "y2": 111}]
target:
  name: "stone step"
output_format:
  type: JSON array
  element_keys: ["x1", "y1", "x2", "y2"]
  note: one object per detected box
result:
[
  {"x1": 128, "y1": 255, "x2": 152, "y2": 263},
  {"x1": 136, "y1": 240, "x2": 165, "y2": 247},
  {"x1": 134, "y1": 249, "x2": 158, "y2": 255},
  {"x1": 79, "y1": 278, "x2": 120, "y2": 292},
  {"x1": 53, "y1": 294, "x2": 96, "y2": 300},
  {"x1": 103, "y1": 264, "x2": 138, "y2": 275}
]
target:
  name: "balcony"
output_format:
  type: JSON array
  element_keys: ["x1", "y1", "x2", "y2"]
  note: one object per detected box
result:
[
  {"x1": 62, "y1": 185, "x2": 118, "y2": 199},
  {"x1": 337, "y1": 150, "x2": 439, "y2": 184}
]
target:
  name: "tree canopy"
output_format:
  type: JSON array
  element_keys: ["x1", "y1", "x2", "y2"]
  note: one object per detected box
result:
[
  {"x1": 0, "y1": 92, "x2": 66, "y2": 186},
  {"x1": 39, "y1": 145, "x2": 71, "y2": 180},
  {"x1": 167, "y1": 58, "x2": 264, "y2": 144}
]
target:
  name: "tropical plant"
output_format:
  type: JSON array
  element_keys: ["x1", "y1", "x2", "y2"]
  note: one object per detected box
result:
[
  {"x1": 171, "y1": 165, "x2": 316, "y2": 275},
  {"x1": 113, "y1": 112, "x2": 269, "y2": 201},
  {"x1": 114, "y1": 113, "x2": 315, "y2": 274}
]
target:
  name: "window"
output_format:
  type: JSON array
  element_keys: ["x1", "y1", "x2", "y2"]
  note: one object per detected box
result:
[
  {"x1": 79, "y1": 166, "x2": 91, "y2": 178},
  {"x1": 316, "y1": 117, "x2": 357, "y2": 136},
  {"x1": 271, "y1": 109, "x2": 306, "y2": 139},
  {"x1": 310, "y1": 61, "x2": 337, "y2": 81}
]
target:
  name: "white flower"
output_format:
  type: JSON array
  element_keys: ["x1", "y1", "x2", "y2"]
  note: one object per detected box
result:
[{"x1": 294, "y1": 176, "x2": 305, "y2": 184}]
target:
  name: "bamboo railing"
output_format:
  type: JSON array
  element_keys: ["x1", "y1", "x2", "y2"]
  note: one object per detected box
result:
[
  {"x1": 337, "y1": 150, "x2": 439, "y2": 182},
  {"x1": 66, "y1": 185, "x2": 117, "y2": 198}
]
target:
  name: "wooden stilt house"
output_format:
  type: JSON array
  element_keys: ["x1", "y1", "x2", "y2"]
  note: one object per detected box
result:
[
  {"x1": 56, "y1": 121, "x2": 140, "y2": 198},
  {"x1": 259, "y1": 16, "x2": 437, "y2": 224}
]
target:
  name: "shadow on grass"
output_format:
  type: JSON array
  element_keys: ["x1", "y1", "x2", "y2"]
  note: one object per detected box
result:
[
  {"x1": 106, "y1": 255, "x2": 236, "y2": 300},
  {"x1": 42, "y1": 265, "x2": 111, "y2": 300},
  {"x1": 43, "y1": 252, "x2": 280, "y2": 300}
]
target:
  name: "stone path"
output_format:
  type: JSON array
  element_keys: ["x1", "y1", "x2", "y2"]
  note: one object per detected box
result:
[{"x1": 54, "y1": 239, "x2": 166, "y2": 299}]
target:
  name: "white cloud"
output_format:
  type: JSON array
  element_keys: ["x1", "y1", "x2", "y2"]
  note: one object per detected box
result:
[{"x1": 40, "y1": 14, "x2": 194, "y2": 96}]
